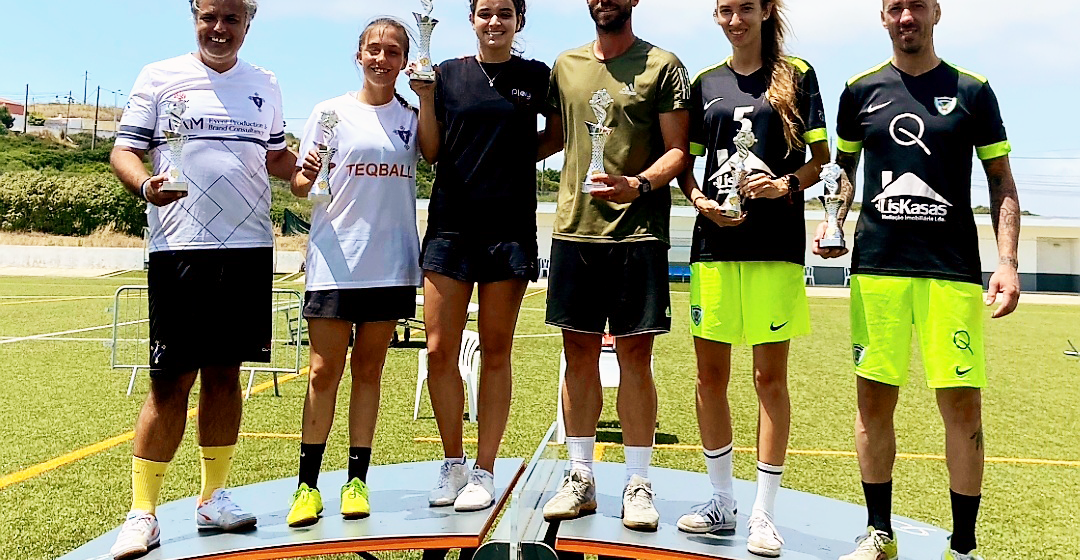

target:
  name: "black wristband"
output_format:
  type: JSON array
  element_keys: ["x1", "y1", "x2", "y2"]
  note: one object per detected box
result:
[{"x1": 138, "y1": 178, "x2": 151, "y2": 202}]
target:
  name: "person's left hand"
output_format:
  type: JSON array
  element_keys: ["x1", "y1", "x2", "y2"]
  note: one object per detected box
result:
[
  {"x1": 587, "y1": 174, "x2": 641, "y2": 204},
  {"x1": 740, "y1": 172, "x2": 790, "y2": 200},
  {"x1": 986, "y1": 261, "x2": 1020, "y2": 318}
]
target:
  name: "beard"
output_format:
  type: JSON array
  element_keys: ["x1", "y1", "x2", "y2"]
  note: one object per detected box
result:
[{"x1": 590, "y1": 2, "x2": 632, "y2": 32}]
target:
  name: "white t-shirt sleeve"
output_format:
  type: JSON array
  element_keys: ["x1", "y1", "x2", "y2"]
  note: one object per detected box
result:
[
  {"x1": 116, "y1": 65, "x2": 159, "y2": 151},
  {"x1": 267, "y1": 73, "x2": 287, "y2": 151}
]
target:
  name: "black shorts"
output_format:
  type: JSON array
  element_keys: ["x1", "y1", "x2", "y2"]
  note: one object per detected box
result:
[
  {"x1": 545, "y1": 239, "x2": 671, "y2": 337},
  {"x1": 148, "y1": 247, "x2": 273, "y2": 376},
  {"x1": 421, "y1": 232, "x2": 538, "y2": 283},
  {"x1": 303, "y1": 286, "x2": 417, "y2": 324}
]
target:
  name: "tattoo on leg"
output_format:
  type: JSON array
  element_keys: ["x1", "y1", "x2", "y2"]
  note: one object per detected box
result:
[{"x1": 970, "y1": 427, "x2": 984, "y2": 451}]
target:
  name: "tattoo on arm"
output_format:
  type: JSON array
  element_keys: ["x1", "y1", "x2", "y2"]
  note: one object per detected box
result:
[{"x1": 970, "y1": 427, "x2": 984, "y2": 451}]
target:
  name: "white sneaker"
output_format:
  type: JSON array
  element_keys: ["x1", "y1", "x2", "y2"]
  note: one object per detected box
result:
[
  {"x1": 429, "y1": 459, "x2": 469, "y2": 507},
  {"x1": 196, "y1": 489, "x2": 257, "y2": 531},
  {"x1": 110, "y1": 511, "x2": 160, "y2": 560},
  {"x1": 747, "y1": 513, "x2": 784, "y2": 557},
  {"x1": 454, "y1": 468, "x2": 496, "y2": 512},
  {"x1": 677, "y1": 497, "x2": 737, "y2": 533},
  {"x1": 621, "y1": 474, "x2": 659, "y2": 531},
  {"x1": 542, "y1": 469, "x2": 597, "y2": 521}
]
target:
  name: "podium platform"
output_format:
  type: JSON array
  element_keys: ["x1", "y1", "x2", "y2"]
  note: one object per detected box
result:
[
  {"x1": 60, "y1": 459, "x2": 524, "y2": 560},
  {"x1": 477, "y1": 435, "x2": 949, "y2": 560}
]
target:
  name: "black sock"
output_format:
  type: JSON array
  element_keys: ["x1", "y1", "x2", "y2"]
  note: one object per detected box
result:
[
  {"x1": 949, "y1": 490, "x2": 981, "y2": 554},
  {"x1": 298, "y1": 443, "x2": 326, "y2": 489},
  {"x1": 862, "y1": 480, "x2": 894, "y2": 538},
  {"x1": 349, "y1": 447, "x2": 372, "y2": 483}
]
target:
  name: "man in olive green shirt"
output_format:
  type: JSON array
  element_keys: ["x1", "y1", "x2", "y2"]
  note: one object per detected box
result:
[{"x1": 541, "y1": 0, "x2": 691, "y2": 532}]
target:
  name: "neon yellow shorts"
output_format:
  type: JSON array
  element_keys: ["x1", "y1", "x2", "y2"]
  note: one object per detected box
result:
[
  {"x1": 851, "y1": 274, "x2": 986, "y2": 389},
  {"x1": 689, "y1": 261, "x2": 810, "y2": 346}
]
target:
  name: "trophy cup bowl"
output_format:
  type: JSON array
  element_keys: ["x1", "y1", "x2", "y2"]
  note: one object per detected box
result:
[
  {"x1": 309, "y1": 144, "x2": 335, "y2": 204},
  {"x1": 412, "y1": 7, "x2": 439, "y2": 82},
  {"x1": 582, "y1": 122, "x2": 611, "y2": 193},
  {"x1": 161, "y1": 131, "x2": 188, "y2": 193},
  {"x1": 819, "y1": 195, "x2": 846, "y2": 249}
]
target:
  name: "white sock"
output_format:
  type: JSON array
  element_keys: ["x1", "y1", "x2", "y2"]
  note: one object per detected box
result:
[
  {"x1": 704, "y1": 444, "x2": 735, "y2": 506},
  {"x1": 566, "y1": 436, "x2": 595, "y2": 478},
  {"x1": 752, "y1": 461, "x2": 784, "y2": 518},
  {"x1": 624, "y1": 446, "x2": 652, "y2": 483}
]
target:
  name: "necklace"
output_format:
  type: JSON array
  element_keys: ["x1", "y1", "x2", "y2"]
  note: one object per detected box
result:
[{"x1": 475, "y1": 56, "x2": 505, "y2": 88}]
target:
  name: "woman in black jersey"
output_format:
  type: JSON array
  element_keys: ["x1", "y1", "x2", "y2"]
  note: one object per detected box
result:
[
  {"x1": 409, "y1": 0, "x2": 559, "y2": 512},
  {"x1": 675, "y1": 1, "x2": 829, "y2": 557}
]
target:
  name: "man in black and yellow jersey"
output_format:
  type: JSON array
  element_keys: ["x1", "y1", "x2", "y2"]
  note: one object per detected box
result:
[{"x1": 815, "y1": 2, "x2": 1021, "y2": 560}]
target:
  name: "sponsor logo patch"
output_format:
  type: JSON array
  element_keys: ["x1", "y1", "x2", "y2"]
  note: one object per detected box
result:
[
  {"x1": 249, "y1": 92, "x2": 265, "y2": 112},
  {"x1": 853, "y1": 344, "x2": 867, "y2": 366},
  {"x1": 691, "y1": 305, "x2": 703, "y2": 326},
  {"x1": 934, "y1": 97, "x2": 957, "y2": 116}
]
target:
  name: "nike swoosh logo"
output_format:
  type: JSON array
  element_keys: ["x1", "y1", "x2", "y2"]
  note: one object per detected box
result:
[
  {"x1": 867, "y1": 101, "x2": 893, "y2": 113},
  {"x1": 770, "y1": 322, "x2": 788, "y2": 332},
  {"x1": 955, "y1": 366, "x2": 973, "y2": 376},
  {"x1": 704, "y1": 97, "x2": 723, "y2": 111}
]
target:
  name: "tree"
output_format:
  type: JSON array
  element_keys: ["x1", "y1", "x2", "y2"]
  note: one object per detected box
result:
[{"x1": 0, "y1": 106, "x2": 14, "y2": 130}]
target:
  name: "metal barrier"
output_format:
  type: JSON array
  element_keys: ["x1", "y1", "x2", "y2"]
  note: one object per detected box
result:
[{"x1": 109, "y1": 285, "x2": 304, "y2": 398}]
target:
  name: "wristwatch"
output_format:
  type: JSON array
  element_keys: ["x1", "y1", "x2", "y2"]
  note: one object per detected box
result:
[
  {"x1": 783, "y1": 174, "x2": 801, "y2": 193},
  {"x1": 636, "y1": 175, "x2": 652, "y2": 194}
]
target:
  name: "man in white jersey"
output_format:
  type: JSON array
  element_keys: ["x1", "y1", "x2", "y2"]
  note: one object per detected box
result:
[{"x1": 107, "y1": 1, "x2": 296, "y2": 558}]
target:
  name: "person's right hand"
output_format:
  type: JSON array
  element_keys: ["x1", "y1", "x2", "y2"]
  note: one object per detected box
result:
[
  {"x1": 811, "y1": 220, "x2": 849, "y2": 259},
  {"x1": 695, "y1": 197, "x2": 745, "y2": 227},
  {"x1": 406, "y1": 62, "x2": 436, "y2": 100},
  {"x1": 145, "y1": 173, "x2": 186, "y2": 207},
  {"x1": 301, "y1": 149, "x2": 332, "y2": 181}
]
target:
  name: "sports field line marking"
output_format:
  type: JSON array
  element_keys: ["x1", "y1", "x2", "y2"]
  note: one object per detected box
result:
[
  {"x1": 0, "y1": 295, "x2": 113, "y2": 306},
  {"x1": 0, "y1": 368, "x2": 308, "y2": 490},
  {"x1": 239, "y1": 432, "x2": 302, "y2": 439},
  {"x1": 522, "y1": 289, "x2": 547, "y2": 300},
  {"x1": 411, "y1": 437, "x2": 1080, "y2": 468},
  {"x1": 0, "y1": 319, "x2": 146, "y2": 345},
  {"x1": 513, "y1": 333, "x2": 562, "y2": 339}
]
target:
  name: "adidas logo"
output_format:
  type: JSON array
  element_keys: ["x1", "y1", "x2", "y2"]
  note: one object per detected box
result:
[{"x1": 619, "y1": 83, "x2": 637, "y2": 96}]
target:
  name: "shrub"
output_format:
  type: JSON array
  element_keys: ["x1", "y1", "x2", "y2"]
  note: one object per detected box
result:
[{"x1": 0, "y1": 170, "x2": 146, "y2": 236}]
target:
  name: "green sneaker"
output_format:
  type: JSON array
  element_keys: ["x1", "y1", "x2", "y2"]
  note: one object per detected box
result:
[
  {"x1": 838, "y1": 527, "x2": 898, "y2": 560},
  {"x1": 341, "y1": 478, "x2": 371, "y2": 520},
  {"x1": 287, "y1": 483, "x2": 323, "y2": 527}
]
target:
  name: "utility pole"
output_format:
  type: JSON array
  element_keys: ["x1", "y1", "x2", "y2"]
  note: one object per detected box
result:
[
  {"x1": 23, "y1": 84, "x2": 29, "y2": 134},
  {"x1": 65, "y1": 91, "x2": 73, "y2": 139},
  {"x1": 83, "y1": 71, "x2": 89, "y2": 104},
  {"x1": 92, "y1": 87, "x2": 101, "y2": 149}
]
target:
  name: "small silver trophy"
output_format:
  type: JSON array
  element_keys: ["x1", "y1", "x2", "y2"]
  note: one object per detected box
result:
[
  {"x1": 818, "y1": 163, "x2": 846, "y2": 249},
  {"x1": 717, "y1": 126, "x2": 756, "y2": 218},
  {"x1": 412, "y1": 0, "x2": 439, "y2": 82},
  {"x1": 161, "y1": 98, "x2": 189, "y2": 192},
  {"x1": 582, "y1": 89, "x2": 614, "y2": 193},
  {"x1": 309, "y1": 110, "x2": 339, "y2": 203}
]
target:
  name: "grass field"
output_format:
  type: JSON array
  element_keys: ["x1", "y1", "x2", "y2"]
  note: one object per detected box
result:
[{"x1": 0, "y1": 273, "x2": 1078, "y2": 559}]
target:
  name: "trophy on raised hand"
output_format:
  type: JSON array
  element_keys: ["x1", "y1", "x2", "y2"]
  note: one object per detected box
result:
[
  {"x1": 309, "y1": 110, "x2": 339, "y2": 203},
  {"x1": 717, "y1": 126, "x2": 756, "y2": 218},
  {"x1": 582, "y1": 89, "x2": 614, "y2": 194},
  {"x1": 412, "y1": 0, "x2": 439, "y2": 82},
  {"x1": 818, "y1": 163, "x2": 846, "y2": 249},
  {"x1": 161, "y1": 97, "x2": 189, "y2": 192}
]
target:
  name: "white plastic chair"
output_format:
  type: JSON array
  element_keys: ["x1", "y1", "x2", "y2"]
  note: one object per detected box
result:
[
  {"x1": 844, "y1": 267, "x2": 852, "y2": 287},
  {"x1": 537, "y1": 257, "x2": 551, "y2": 279},
  {"x1": 555, "y1": 349, "x2": 654, "y2": 443},
  {"x1": 804, "y1": 265, "x2": 815, "y2": 286},
  {"x1": 415, "y1": 329, "x2": 480, "y2": 423}
]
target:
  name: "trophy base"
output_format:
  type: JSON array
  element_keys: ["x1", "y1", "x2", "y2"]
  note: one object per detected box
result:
[
  {"x1": 718, "y1": 209, "x2": 742, "y2": 219},
  {"x1": 160, "y1": 182, "x2": 188, "y2": 193},
  {"x1": 819, "y1": 238, "x2": 846, "y2": 249},
  {"x1": 308, "y1": 191, "x2": 332, "y2": 203},
  {"x1": 411, "y1": 70, "x2": 436, "y2": 82},
  {"x1": 582, "y1": 180, "x2": 607, "y2": 194}
]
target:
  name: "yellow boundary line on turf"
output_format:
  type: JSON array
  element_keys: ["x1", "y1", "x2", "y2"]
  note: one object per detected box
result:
[
  {"x1": 0, "y1": 368, "x2": 308, "y2": 490},
  {"x1": 413, "y1": 437, "x2": 1080, "y2": 467}
]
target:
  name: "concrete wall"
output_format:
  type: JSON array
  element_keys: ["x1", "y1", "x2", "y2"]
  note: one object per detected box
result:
[{"x1": 0, "y1": 245, "x2": 305, "y2": 275}]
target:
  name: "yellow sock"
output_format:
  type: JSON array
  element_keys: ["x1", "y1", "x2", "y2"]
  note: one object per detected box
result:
[
  {"x1": 131, "y1": 456, "x2": 170, "y2": 514},
  {"x1": 199, "y1": 445, "x2": 236, "y2": 503}
]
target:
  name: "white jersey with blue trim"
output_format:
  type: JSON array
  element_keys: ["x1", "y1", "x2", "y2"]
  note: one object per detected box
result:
[
  {"x1": 297, "y1": 93, "x2": 421, "y2": 291},
  {"x1": 117, "y1": 54, "x2": 287, "y2": 252}
]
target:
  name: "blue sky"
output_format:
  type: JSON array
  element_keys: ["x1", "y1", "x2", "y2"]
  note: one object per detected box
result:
[{"x1": 2, "y1": 0, "x2": 1078, "y2": 216}]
